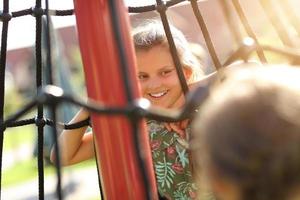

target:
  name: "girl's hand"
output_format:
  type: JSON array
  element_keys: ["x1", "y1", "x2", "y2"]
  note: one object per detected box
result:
[{"x1": 164, "y1": 119, "x2": 189, "y2": 138}]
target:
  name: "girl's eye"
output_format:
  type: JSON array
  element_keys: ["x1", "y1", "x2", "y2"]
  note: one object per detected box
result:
[
  {"x1": 161, "y1": 69, "x2": 173, "y2": 76},
  {"x1": 138, "y1": 74, "x2": 148, "y2": 80}
]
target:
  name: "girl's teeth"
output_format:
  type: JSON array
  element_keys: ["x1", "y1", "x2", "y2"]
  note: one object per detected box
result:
[{"x1": 149, "y1": 91, "x2": 167, "y2": 98}]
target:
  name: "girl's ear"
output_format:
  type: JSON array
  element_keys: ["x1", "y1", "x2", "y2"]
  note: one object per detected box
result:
[{"x1": 183, "y1": 67, "x2": 193, "y2": 82}]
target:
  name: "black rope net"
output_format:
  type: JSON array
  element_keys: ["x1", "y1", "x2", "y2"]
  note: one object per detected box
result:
[{"x1": 0, "y1": 0, "x2": 300, "y2": 199}]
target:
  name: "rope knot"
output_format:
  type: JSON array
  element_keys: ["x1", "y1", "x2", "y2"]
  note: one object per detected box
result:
[
  {"x1": 0, "y1": 11, "x2": 12, "y2": 22},
  {"x1": 156, "y1": 1, "x2": 167, "y2": 14},
  {"x1": 31, "y1": 7, "x2": 44, "y2": 17},
  {"x1": 35, "y1": 116, "x2": 46, "y2": 128}
]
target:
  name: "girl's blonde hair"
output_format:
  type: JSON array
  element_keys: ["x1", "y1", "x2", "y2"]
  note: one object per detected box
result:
[{"x1": 132, "y1": 20, "x2": 204, "y2": 83}]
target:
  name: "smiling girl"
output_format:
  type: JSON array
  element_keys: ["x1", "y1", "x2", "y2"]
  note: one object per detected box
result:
[
  {"x1": 133, "y1": 20, "x2": 213, "y2": 200},
  {"x1": 51, "y1": 20, "x2": 214, "y2": 200}
]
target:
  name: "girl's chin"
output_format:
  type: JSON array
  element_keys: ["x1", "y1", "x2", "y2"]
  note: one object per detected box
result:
[
  {"x1": 151, "y1": 102, "x2": 169, "y2": 108},
  {"x1": 146, "y1": 96, "x2": 170, "y2": 108}
]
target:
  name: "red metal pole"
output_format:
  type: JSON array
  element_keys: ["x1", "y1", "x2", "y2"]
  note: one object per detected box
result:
[{"x1": 74, "y1": 0, "x2": 157, "y2": 199}]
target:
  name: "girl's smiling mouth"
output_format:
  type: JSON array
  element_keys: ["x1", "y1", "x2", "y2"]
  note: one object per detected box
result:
[{"x1": 148, "y1": 90, "x2": 168, "y2": 98}]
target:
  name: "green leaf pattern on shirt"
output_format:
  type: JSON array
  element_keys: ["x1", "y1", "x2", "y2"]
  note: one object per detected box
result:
[
  {"x1": 147, "y1": 120, "x2": 197, "y2": 200},
  {"x1": 176, "y1": 146, "x2": 189, "y2": 168},
  {"x1": 155, "y1": 157, "x2": 176, "y2": 189}
]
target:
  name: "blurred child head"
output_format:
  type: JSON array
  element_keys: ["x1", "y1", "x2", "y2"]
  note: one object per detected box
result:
[{"x1": 192, "y1": 65, "x2": 300, "y2": 200}]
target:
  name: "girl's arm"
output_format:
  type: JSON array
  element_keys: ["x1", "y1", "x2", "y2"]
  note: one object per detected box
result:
[{"x1": 50, "y1": 108, "x2": 94, "y2": 166}]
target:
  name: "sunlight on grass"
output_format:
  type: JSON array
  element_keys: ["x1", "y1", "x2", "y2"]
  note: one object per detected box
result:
[
  {"x1": 2, "y1": 158, "x2": 55, "y2": 187},
  {"x1": 3, "y1": 125, "x2": 35, "y2": 151},
  {"x1": 2, "y1": 158, "x2": 96, "y2": 188},
  {"x1": 2, "y1": 121, "x2": 97, "y2": 188}
]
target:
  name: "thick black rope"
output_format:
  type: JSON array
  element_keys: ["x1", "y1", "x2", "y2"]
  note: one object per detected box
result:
[
  {"x1": 109, "y1": 6, "x2": 134, "y2": 102},
  {"x1": 2, "y1": 93, "x2": 185, "y2": 125},
  {"x1": 6, "y1": 8, "x2": 74, "y2": 18},
  {"x1": 11, "y1": 8, "x2": 32, "y2": 18},
  {"x1": 128, "y1": 4, "x2": 156, "y2": 13},
  {"x1": 54, "y1": 9, "x2": 74, "y2": 16},
  {"x1": 128, "y1": 0, "x2": 185, "y2": 13},
  {"x1": 231, "y1": 0, "x2": 267, "y2": 63},
  {"x1": 108, "y1": 0, "x2": 152, "y2": 199},
  {"x1": 5, "y1": 117, "x2": 90, "y2": 129},
  {"x1": 0, "y1": 0, "x2": 10, "y2": 197},
  {"x1": 34, "y1": 0, "x2": 46, "y2": 199},
  {"x1": 49, "y1": 105, "x2": 62, "y2": 200},
  {"x1": 7, "y1": 118, "x2": 36, "y2": 127},
  {"x1": 45, "y1": 0, "x2": 63, "y2": 198},
  {"x1": 62, "y1": 117, "x2": 90, "y2": 129},
  {"x1": 189, "y1": 0, "x2": 222, "y2": 70},
  {"x1": 156, "y1": 0, "x2": 189, "y2": 95}
]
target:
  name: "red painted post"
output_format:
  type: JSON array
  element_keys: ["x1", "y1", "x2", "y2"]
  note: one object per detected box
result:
[{"x1": 74, "y1": 0, "x2": 158, "y2": 199}]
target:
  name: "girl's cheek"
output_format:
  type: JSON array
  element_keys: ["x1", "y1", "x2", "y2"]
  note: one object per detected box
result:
[
  {"x1": 140, "y1": 83, "x2": 147, "y2": 94},
  {"x1": 165, "y1": 76, "x2": 180, "y2": 85}
]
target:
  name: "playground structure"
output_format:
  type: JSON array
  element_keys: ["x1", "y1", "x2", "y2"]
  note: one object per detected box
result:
[{"x1": 1, "y1": 0, "x2": 300, "y2": 199}]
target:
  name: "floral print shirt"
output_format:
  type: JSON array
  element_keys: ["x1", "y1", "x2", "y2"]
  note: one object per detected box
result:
[{"x1": 147, "y1": 119, "x2": 197, "y2": 200}]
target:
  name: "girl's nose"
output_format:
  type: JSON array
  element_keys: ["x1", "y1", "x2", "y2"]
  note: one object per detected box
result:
[{"x1": 147, "y1": 77, "x2": 161, "y2": 89}]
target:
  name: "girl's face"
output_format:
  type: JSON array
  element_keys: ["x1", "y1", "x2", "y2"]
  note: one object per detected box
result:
[{"x1": 136, "y1": 45, "x2": 191, "y2": 108}]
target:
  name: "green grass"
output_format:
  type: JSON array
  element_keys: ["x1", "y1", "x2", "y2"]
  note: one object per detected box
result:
[
  {"x1": 2, "y1": 123, "x2": 97, "y2": 187},
  {"x1": 3, "y1": 125, "x2": 35, "y2": 151},
  {"x1": 2, "y1": 158, "x2": 55, "y2": 187},
  {"x1": 2, "y1": 158, "x2": 96, "y2": 188}
]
